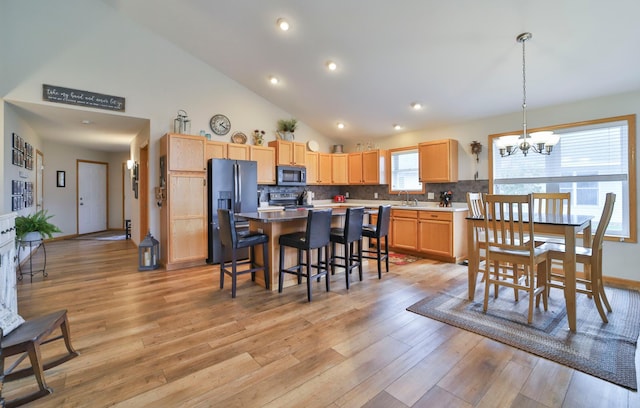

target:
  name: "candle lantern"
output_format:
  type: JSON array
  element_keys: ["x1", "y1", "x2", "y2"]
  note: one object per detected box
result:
[
  {"x1": 138, "y1": 231, "x2": 160, "y2": 271},
  {"x1": 173, "y1": 109, "x2": 191, "y2": 135}
]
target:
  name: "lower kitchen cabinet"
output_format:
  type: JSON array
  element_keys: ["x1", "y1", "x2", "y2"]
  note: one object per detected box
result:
[
  {"x1": 391, "y1": 209, "x2": 418, "y2": 251},
  {"x1": 390, "y1": 208, "x2": 468, "y2": 263}
]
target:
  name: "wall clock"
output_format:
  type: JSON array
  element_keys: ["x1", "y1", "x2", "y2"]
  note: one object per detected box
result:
[{"x1": 210, "y1": 114, "x2": 231, "y2": 136}]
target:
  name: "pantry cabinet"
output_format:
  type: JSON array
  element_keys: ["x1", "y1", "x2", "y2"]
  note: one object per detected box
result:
[
  {"x1": 168, "y1": 133, "x2": 206, "y2": 172},
  {"x1": 418, "y1": 139, "x2": 458, "y2": 182},
  {"x1": 160, "y1": 133, "x2": 207, "y2": 270}
]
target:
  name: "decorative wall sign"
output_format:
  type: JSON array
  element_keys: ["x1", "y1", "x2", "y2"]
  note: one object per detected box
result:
[{"x1": 43, "y1": 84, "x2": 125, "y2": 112}]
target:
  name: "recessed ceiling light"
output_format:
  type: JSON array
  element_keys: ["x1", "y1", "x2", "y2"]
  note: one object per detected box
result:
[
  {"x1": 337, "y1": 122, "x2": 345, "y2": 129},
  {"x1": 269, "y1": 76, "x2": 279, "y2": 85},
  {"x1": 276, "y1": 18, "x2": 290, "y2": 31},
  {"x1": 410, "y1": 102, "x2": 423, "y2": 110},
  {"x1": 81, "y1": 120, "x2": 92, "y2": 125},
  {"x1": 326, "y1": 61, "x2": 337, "y2": 71},
  {"x1": 393, "y1": 124, "x2": 403, "y2": 130}
]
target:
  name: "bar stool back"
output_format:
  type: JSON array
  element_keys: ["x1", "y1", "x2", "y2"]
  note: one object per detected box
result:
[
  {"x1": 330, "y1": 207, "x2": 365, "y2": 289},
  {"x1": 218, "y1": 209, "x2": 270, "y2": 298},
  {"x1": 278, "y1": 209, "x2": 332, "y2": 301},
  {"x1": 361, "y1": 205, "x2": 391, "y2": 278}
]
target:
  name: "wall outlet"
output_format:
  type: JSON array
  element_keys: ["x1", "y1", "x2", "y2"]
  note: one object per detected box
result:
[
  {"x1": 345, "y1": 192, "x2": 349, "y2": 198},
  {"x1": 374, "y1": 192, "x2": 378, "y2": 199},
  {"x1": 427, "y1": 192, "x2": 435, "y2": 199}
]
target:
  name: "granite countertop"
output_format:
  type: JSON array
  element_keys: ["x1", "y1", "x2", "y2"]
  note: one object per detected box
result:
[{"x1": 257, "y1": 200, "x2": 468, "y2": 213}]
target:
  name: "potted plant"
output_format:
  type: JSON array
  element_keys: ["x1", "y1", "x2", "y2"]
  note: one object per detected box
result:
[
  {"x1": 15, "y1": 210, "x2": 62, "y2": 243},
  {"x1": 277, "y1": 118, "x2": 298, "y2": 141}
]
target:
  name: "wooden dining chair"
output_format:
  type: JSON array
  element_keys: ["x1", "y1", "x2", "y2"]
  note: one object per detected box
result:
[
  {"x1": 538, "y1": 193, "x2": 615, "y2": 323},
  {"x1": 483, "y1": 194, "x2": 549, "y2": 324},
  {"x1": 466, "y1": 193, "x2": 487, "y2": 280},
  {"x1": 532, "y1": 192, "x2": 571, "y2": 245}
]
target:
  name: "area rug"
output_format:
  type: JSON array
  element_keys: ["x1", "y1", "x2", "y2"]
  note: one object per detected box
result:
[
  {"x1": 388, "y1": 252, "x2": 420, "y2": 265},
  {"x1": 72, "y1": 230, "x2": 126, "y2": 241},
  {"x1": 407, "y1": 281, "x2": 640, "y2": 390}
]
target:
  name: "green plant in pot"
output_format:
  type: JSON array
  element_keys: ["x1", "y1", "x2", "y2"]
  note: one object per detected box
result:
[
  {"x1": 277, "y1": 118, "x2": 298, "y2": 141},
  {"x1": 15, "y1": 210, "x2": 62, "y2": 242}
]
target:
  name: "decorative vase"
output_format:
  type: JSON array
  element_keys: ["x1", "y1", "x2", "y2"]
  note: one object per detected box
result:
[{"x1": 278, "y1": 131, "x2": 294, "y2": 141}]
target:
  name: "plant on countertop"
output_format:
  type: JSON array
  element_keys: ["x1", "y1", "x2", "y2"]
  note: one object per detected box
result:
[{"x1": 15, "y1": 209, "x2": 62, "y2": 240}]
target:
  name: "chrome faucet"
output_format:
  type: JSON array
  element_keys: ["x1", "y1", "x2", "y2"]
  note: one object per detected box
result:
[{"x1": 398, "y1": 190, "x2": 409, "y2": 206}]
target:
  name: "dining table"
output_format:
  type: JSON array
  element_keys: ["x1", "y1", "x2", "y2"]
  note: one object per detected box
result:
[{"x1": 466, "y1": 213, "x2": 594, "y2": 332}]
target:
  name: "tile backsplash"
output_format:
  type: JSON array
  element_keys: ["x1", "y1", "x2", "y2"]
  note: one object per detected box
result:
[{"x1": 259, "y1": 179, "x2": 489, "y2": 203}]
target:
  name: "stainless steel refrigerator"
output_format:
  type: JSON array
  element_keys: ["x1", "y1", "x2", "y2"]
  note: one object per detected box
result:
[{"x1": 207, "y1": 158, "x2": 258, "y2": 264}]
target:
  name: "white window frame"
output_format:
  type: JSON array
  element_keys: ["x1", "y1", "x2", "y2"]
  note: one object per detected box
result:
[
  {"x1": 489, "y1": 114, "x2": 636, "y2": 242},
  {"x1": 388, "y1": 147, "x2": 425, "y2": 195}
]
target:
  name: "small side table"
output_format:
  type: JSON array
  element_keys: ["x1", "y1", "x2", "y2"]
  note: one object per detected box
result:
[{"x1": 17, "y1": 238, "x2": 47, "y2": 282}]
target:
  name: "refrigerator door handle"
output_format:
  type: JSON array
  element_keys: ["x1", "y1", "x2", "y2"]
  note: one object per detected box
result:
[{"x1": 234, "y1": 162, "x2": 241, "y2": 213}]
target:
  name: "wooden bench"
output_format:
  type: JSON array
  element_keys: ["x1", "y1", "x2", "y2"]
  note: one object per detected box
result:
[{"x1": 1, "y1": 310, "x2": 78, "y2": 407}]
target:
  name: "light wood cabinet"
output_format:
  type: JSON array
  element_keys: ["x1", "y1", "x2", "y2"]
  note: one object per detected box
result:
[
  {"x1": 418, "y1": 139, "x2": 458, "y2": 182},
  {"x1": 331, "y1": 154, "x2": 348, "y2": 184},
  {"x1": 168, "y1": 133, "x2": 206, "y2": 172},
  {"x1": 389, "y1": 207, "x2": 468, "y2": 263},
  {"x1": 227, "y1": 143, "x2": 250, "y2": 160},
  {"x1": 268, "y1": 140, "x2": 306, "y2": 166},
  {"x1": 167, "y1": 173, "x2": 207, "y2": 264},
  {"x1": 206, "y1": 141, "x2": 227, "y2": 160},
  {"x1": 306, "y1": 152, "x2": 332, "y2": 185},
  {"x1": 161, "y1": 133, "x2": 207, "y2": 270},
  {"x1": 391, "y1": 209, "x2": 418, "y2": 251},
  {"x1": 418, "y1": 210, "x2": 468, "y2": 262},
  {"x1": 251, "y1": 145, "x2": 276, "y2": 185},
  {"x1": 418, "y1": 211, "x2": 453, "y2": 257},
  {"x1": 348, "y1": 150, "x2": 387, "y2": 184}
]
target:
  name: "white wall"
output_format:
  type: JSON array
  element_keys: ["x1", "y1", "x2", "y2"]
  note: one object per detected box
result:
[
  {"x1": 3, "y1": 104, "x2": 42, "y2": 216},
  {"x1": 0, "y1": 0, "x2": 335, "y2": 243},
  {"x1": 368, "y1": 91, "x2": 640, "y2": 282}
]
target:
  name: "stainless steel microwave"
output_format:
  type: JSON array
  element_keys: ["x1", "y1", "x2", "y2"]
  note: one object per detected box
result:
[{"x1": 276, "y1": 165, "x2": 306, "y2": 186}]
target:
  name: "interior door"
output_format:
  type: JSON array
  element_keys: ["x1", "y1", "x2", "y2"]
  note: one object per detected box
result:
[{"x1": 78, "y1": 161, "x2": 108, "y2": 234}]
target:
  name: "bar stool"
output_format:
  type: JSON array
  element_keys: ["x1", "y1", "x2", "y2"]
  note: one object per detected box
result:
[
  {"x1": 278, "y1": 209, "x2": 332, "y2": 302},
  {"x1": 330, "y1": 207, "x2": 364, "y2": 289},
  {"x1": 217, "y1": 209, "x2": 270, "y2": 298},
  {"x1": 361, "y1": 205, "x2": 391, "y2": 278}
]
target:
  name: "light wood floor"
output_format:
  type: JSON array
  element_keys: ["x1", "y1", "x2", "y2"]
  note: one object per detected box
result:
[{"x1": 4, "y1": 238, "x2": 639, "y2": 407}]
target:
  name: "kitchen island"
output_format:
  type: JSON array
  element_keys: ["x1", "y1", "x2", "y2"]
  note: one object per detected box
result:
[{"x1": 236, "y1": 208, "x2": 358, "y2": 291}]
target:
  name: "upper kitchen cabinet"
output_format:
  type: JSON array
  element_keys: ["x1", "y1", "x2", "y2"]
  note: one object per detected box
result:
[
  {"x1": 206, "y1": 141, "x2": 227, "y2": 160},
  {"x1": 418, "y1": 139, "x2": 458, "y2": 183},
  {"x1": 227, "y1": 143, "x2": 250, "y2": 160},
  {"x1": 268, "y1": 140, "x2": 306, "y2": 166},
  {"x1": 167, "y1": 133, "x2": 206, "y2": 172},
  {"x1": 348, "y1": 150, "x2": 387, "y2": 184},
  {"x1": 251, "y1": 145, "x2": 276, "y2": 185},
  {"x1": 306, "y1": 152, "x2": 332, "y2": 185},
  {"x1": 331, "y1": 154, "x2": 348, "y2": 184}
]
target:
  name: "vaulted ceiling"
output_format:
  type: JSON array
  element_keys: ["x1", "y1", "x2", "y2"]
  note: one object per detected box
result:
[{"x1": 14, "y1": 1, "x2": 640, "y2": 151}]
